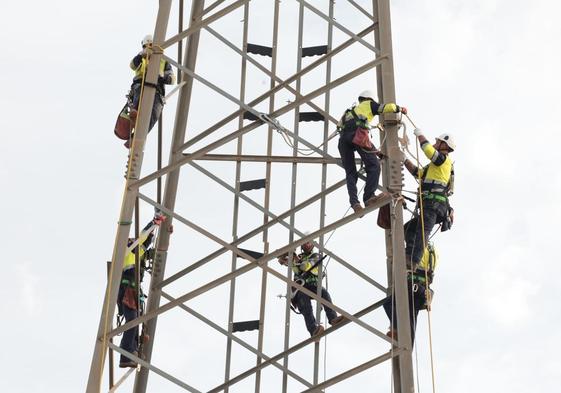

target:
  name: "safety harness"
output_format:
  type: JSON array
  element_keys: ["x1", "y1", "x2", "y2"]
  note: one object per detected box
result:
[
  {"x1": 289, "y1": 253, "x2": 328, "y2": 314},
  {"x1": 408, "y1": 243, "x2": 436, "y2": 310},
  {"x1": 417, "y1": 163, "x2": 455, "y2": 232}
]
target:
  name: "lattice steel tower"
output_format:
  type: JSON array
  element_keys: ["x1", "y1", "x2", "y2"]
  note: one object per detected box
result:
[{"x1": 87, "y1": 1, "x2": 416, "y2": 392}]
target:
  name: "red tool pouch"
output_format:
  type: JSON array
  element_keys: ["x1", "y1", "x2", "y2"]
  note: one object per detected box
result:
[
  {"x1": 377, "y1": 204, "x2": 391, "y2": 229},
  {"x1": 114, "y1": 105, "x2": 132, "y2": 140},
  {"x1": 122, "y1": 287, "x2": 138, "y2": 310},
  {"x1": 352, "y1": 128, "x2": 373, "y2": 149}
]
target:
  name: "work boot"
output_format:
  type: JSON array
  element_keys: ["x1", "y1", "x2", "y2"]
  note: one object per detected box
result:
[
  {"x1": 352, "y1": 203, "x2": 364, "y2": 217},
  {"x1": 119, "y1": 360, "x2": 137, "y2": 368},
  {"x1": 386, "y1": 329, "x2": 398, "y2": 340},
  {"x1": 365, "y1": 191, "x2": 390, "y2": 208},
  {"x1": 329, "y1": 315, "x2": 348, "y2": 326},
  {"x1": 312, "y1": 324, "x2": 324, "y2": 342}
]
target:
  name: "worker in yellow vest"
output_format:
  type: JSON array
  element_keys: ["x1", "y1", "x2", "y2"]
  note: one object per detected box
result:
[
  {"x1": 384, "y1": 243, "x2": 438, "y2": 344},
  {"x1": 337, "y1": 90, "x2": 407, "y2": 214},
  {"x1": 278, "y1": 241, "x2": 346, "y2": 340},
  {"x1": 403, "y1": 129, "x2": 455, "y2": 268},
  {"x1": 126, "y1": 35, "x2": 175, "y2": 147},
  {"x1": 118, "y1": 214, "x2": 165, "y2": 368}
]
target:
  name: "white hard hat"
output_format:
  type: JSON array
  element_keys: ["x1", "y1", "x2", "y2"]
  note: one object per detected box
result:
[
  {"x1": 141, "y1": 34, "x2": 153, "y2": 47},
  {"x1": 436, "y1": 133, "x2": 456, "y2": 151},
  {"x1": 358, "y1": 89, "x2": 376, "y2": 100}
]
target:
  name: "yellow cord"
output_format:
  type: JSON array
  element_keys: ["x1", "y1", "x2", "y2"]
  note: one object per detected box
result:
[{"x1": 412, "y1": 119, "x2": 437, "y2": 393}]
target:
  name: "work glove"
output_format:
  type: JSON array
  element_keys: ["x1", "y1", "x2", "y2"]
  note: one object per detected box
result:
[
  {"x1": 413, "y1": 128, "x2": 423, "y2": 137},
  {"x1": 153, "y1": 214, "x2": 166, "y2": 226}
]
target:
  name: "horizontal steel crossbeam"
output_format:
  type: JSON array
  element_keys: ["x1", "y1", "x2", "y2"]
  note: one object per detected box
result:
[{"x1": 181, "y1": 153, "x2": 359, "y2": 164}]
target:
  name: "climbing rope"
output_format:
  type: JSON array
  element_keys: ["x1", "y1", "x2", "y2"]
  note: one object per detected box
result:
[
  {"x1": 271, "y1": 116, "x2": 339, "y2": 156},
  {"x1": 407, "y1": 113, "x2": 438, "y2": 393}
]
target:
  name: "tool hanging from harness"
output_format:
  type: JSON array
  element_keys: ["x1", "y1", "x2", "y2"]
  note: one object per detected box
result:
[
  {"x1": 114, "y1": 91, "x2": 135, "y2": 141},
  {"x1": 337, "y1": 107, "x2": 375, "y2": 150},
  {"x1": 288, "y1": 254, "x2": 328, "y2": 314}
]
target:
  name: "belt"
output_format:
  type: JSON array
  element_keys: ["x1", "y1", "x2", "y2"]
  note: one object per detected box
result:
[
  {"x1": 422, "y1": 192, "x2": 447, "y2": 203},
  {"x1": 121, "y1": 278, "x2": 137, "y2": 288},
  {"x1": 408, "y1": 273, "x2": 428, "y2": 284}
]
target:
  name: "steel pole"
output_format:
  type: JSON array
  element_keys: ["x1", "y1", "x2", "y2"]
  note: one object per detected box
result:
[
  {"x1": 132, "y1": 1, "x2": 206, "y2": 392},
  {"x1": 374, "y1": 0, "x2": 415, "y2": 392},
  {"x1": 85, "y1": 1, "x2": 173, "y2": 391}
]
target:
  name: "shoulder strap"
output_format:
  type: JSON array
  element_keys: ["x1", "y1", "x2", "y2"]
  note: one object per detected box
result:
[
  {"x1": 349, "y1": 108, "x2": 359, "y2": 121},
  {"x1": 421, "y1": 164, "x2": 430, "y2": 182}
]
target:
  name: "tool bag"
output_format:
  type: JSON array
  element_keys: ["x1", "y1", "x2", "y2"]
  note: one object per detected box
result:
[
  {"x1": 352, "y1": 128, "x2": 373, "y2": 149},
  {"x1": 348, "y1": 109, "x2": 374, "y2": 149},
  {"x1": 122, "y1": 286, "x2": 138, "y2": 310},
  {"x1": 114, "y1": 104, "x2": 132, "y2": 140},
  {"x1": 377, "y1": 204, "x2": 391, "y2": 229}
]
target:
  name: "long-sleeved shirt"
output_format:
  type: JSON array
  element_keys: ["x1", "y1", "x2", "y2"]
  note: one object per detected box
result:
[
  {"x1": 414, "y1": 142, "x2": 454, "y2": 195},
  {"x1": 130, "y1": 53, "x2": 175, "y2": 95},
  {"x1": 338, "y1": 99, "x2": 402, "y2": 132}
]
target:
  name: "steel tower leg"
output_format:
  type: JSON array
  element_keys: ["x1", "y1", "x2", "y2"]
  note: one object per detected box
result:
[
  {"x1": 133, "y1": 1, "x2": 206, "y2": 392},
  {"x1": 315, "y1": 1, "x2": 335, "y2": 385},
  {"x1": 254, "y1": 1, "x2": 280, "y2": 390},
  {"x1": 281, "y1": 2, "x2": 305, "y2": 391},
  {"x1": 85, "y1": 2, "x2": 173, "y2": 392},
  {"x1": 374, "y1": 0, "x2": 415, "y2": 392},
  {"x1": 224, "y1": 3, "x2": 249, "y2": 390}
]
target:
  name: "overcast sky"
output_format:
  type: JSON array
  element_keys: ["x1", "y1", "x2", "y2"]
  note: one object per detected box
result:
[{"x1": 1, "y1": 0, "x2": 561, "y2": 392}]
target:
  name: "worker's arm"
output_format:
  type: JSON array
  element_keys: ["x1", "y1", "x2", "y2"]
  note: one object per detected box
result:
[
  {"x1": 403, "y1": 158, "x2": 420, "y2": 177},
  {"x1": 163, "y1": 61, "x2": 175, "y2": 85},
  {"x1": 370, "y1": 101, "x2": 407, "y2": 115},
  {"x1": 130, "y1": 52, "x2": 144, "y2": 71},
  {"x1": 413, "y1": 129, "x2": 447, "y2": 166},
  {"x1": 139, "y1": 214, "x2": 166, "y2": 249}
]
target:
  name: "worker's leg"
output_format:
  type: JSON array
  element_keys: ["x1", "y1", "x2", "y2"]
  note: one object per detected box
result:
[
  {"x1": 411, "y1": 207, "x2": 437, "y2": 264},
  {"x1": 294, "y1": 292, "x2": 317, "y2": 336},
  {"x1": 404, "y1": 216, "x2": 419, "y2": 262},
  {"x1": 410, "y1": 285, "x2": 425, "y2": 345},
  {"x1": 318, "y1": 286, "x2": 338, "y2": 323},
  {"x1": 411, "y1": 201, "x2": 447, "y2": 264},
  {"x1": 338, "y1": 132, "x2": 360, "y2": 206},
  {"x1": 384, "y1": 285, "x2": 419, "y2": 343},
  {"x1": 148, "y1": 94, "x2": 164, "y2": 132},
  {"x1": 355, "y1": 147, "x2": 381, "y2": 203},
  {"x1": 131, "y1": 83, "x2": 142, "y2": 111},
  {"x1": 119, "y1": 304, "x2": 139, "y2": 364}
]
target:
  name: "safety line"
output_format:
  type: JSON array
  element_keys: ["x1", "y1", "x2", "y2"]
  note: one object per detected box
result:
[{"x1": 409, "y1": 114, "x2": 437, "y2": 393}]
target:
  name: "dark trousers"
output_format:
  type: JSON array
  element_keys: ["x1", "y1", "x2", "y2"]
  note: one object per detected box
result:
[
  {"x1": 383, "y1": 283, "x2": 426, "y2": 344},
  {"x1": 338, "y1": 130, "x2": 381, "y2": 206},
  {"x1": 404, "y1": 200, "x2": 447, "y2": 264},
  {"x1": 117, "y1": 276, "x2": 139, "y2": 364},
  {"x1": 294, "y1": 283, "x2": 337, "y2": 335},
  {"x1": 118, "y1": 302, "x2": 139, "y2": 363},
  {"x1": 131, "y1": 83, "x2": 163, "y2": 132}
]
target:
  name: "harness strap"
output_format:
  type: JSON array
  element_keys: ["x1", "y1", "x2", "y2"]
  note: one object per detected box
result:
[
  {"x1": 422, "y1": 192, "x2": 447, "y2": 203},
  {"x1": 121, "y1": 278, "x2": 137, "y2": 288}
]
